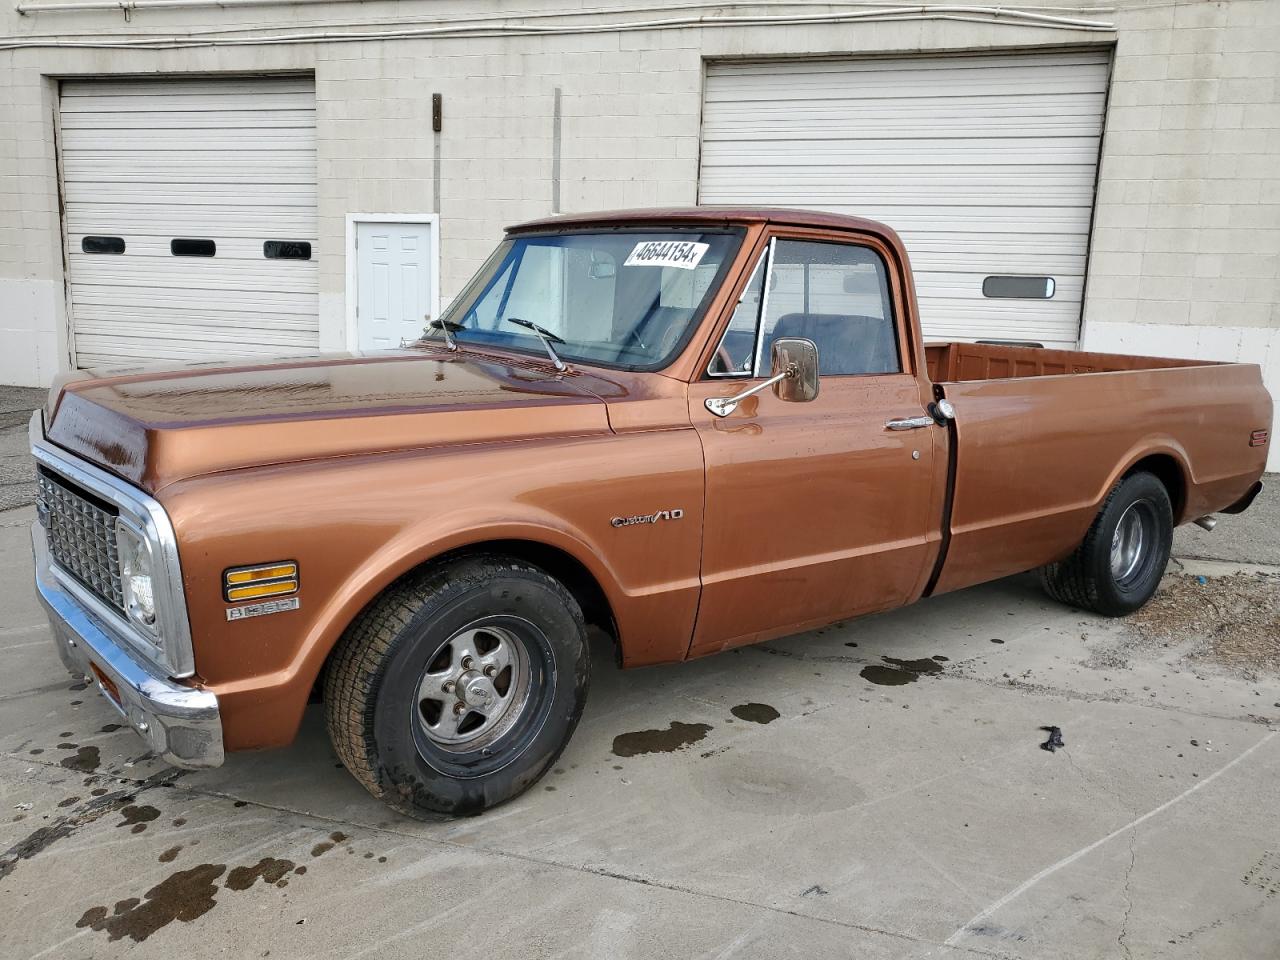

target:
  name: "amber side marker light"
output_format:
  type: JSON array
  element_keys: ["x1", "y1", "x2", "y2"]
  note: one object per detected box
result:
[
  {"x1": 224, "y1": 561, "x2": 299, "y2": 602},
  {"x1": 1250, "y1": 429, "x2": 1269, "y2": 447},
  {"x1": 89, "y1": 661, "x2": 121, "y2": 706}
]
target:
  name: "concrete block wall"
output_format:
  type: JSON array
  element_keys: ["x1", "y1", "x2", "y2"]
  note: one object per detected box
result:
[
  {"x1": 0, "y1": 0, "x2": 1276, "y2": 469},
  {"x1": 1083, "y1": 0, "x2": 1280, "y2": 469}
]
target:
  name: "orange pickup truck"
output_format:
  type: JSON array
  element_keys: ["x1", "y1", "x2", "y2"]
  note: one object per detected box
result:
[{"x1": 31, "y1": 207, "x2": 1271, "y2": 818}]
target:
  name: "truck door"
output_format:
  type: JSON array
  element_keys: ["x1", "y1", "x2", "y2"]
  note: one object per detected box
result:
[{"x1": 687, "y1": 232, "x2": 941, "y2": 656}]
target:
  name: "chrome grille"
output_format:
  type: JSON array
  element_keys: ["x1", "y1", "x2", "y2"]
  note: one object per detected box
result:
[{"x1": 36, "y1": 469, "x2": 125, "y2": 611}]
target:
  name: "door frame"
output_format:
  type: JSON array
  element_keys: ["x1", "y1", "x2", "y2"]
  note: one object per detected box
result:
[{"x1": 345, "y1": 213, "x2": 441, "y2": 351}]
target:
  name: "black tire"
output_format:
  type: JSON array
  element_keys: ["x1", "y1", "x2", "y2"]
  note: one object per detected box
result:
[
  {"x1": 1038, "y1": 471, "x2": 1173, "y2": 617},
  {"x1": 324, "y1": 555, "x2": 590, "y2": 819}
]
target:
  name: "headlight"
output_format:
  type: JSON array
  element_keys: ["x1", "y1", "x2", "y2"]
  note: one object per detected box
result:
[{"x1": 116, "y1": 520, "x2": 158, "y2": 634}]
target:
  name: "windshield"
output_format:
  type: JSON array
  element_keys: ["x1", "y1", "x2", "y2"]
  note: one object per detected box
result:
[{"x1": 438, "y1": 229, "x2": 744, "y2": 370}]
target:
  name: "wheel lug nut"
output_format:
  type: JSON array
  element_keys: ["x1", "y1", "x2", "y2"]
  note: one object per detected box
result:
[
  {"x1": 483, "y1": 665, "x2": 497, "y2": 678},
  {"x1": 461, "y1": 656, "x2": 474, "y2": 669},
  {"x1": 453, "y1": 702, "x2": 466, "y2": 715},
  {"x1": 442, "y1": 680, "x2": 455, "y2": 693}
]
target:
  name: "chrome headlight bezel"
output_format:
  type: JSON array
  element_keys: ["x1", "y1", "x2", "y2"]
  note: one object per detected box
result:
[{"x1": 30, "y1": 413, "x2": 195, "y2": 678}]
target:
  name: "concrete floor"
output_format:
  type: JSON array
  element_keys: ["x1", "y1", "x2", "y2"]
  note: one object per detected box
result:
[
  {"x1": 1, "y1": 502, "x2": 1279, "y2": 959},
  {"x1": 0, "y1": 387, "x2": 44, "y2": 512}
]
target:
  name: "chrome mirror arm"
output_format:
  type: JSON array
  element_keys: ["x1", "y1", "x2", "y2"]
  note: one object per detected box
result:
[
  {"x1": 705, "y1": 364, "x2": 795, "y2": 418},
  {"x1": 426, "y1": 317, "x2": 459, "y2": 352}
]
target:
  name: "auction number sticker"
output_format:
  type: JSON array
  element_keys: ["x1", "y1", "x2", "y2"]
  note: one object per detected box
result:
[{"x1": 624, "y1": 240, "x2": 709, "y2": 271}]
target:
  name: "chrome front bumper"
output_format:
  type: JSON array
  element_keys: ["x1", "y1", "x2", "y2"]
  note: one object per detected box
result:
[{"x1": 32, "y1": 522, "x2": 224, "y2": 768}]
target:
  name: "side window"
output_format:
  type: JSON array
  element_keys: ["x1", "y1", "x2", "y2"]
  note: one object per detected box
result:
[
  {"x1": 761, "y1": 240, "x2": 900, "y2": 376},
  {"x1": 707, "y1": 252, "x2": 767, "y2": 376}
]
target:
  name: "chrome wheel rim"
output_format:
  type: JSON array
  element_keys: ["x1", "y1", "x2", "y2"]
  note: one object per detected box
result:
[
  {"x1": 1110, "y1": 501, "x2": 1151, "y2": 584},
  {"x1": 414, "y1": 622, "x2": 533, "y2": 752}
]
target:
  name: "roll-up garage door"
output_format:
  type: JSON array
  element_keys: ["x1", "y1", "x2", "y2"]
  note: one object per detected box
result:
[
  {"x1": 700, "y1": 51, "x2": 1110, "y2": 348},
  {"x1": 59, "y1": 76, "x2": 319, "y2": 367}
]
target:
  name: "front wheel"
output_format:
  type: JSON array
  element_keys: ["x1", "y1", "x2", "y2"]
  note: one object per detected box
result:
[
  {"x1": 1039, "y1": 471, "x2": 1173, "y2": 616},
  {"x1": 324, "y1": 556, "x2": 590, "y2": 819}
]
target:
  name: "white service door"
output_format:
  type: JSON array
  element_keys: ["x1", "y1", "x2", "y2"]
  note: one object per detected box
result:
[
  {"x1": 355, "y1": 222, "x2": 436, "y2": 351},
  {"x1": 59, "y1": 77, "x2": 319, "y2": 367},
  {"x1": 700, "y1": 51, "x2": 1110, "y2": 348}
]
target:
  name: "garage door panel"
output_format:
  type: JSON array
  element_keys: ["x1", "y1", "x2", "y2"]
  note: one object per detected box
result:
[
  {"x1": 697, "y1": 140, "x2": 1105, "y2": 164},
  {"x1": 701, "y1": 50, "x2": 1108, "y2": 347},
  {"x1": 697, "y1": 179, "x2": 1100, "y2": 208},
  {"x1": 731, "y1": 205, "x2": 1094, "y2": 235},
  {"x1": 61, "y1": 77, "x2": 319, "y2": 367},
  {"x1": 60, "y1": 131, "x2": 317, "y2": 154},
  {"x1": 75, "y1": 303, "x2": 321, "y2": 330},
  {"x1": 74, "y1": 337, "x2": 318, "y2": 370},
  {"x1": 65, "y1": 183, "x2": 318, "y2": 206},
  {"x1": 63, "y1": 160, "x2": 318, "y2": 184},
  {"x1": 59, "y1": 91, "x2": 317, "y2": 115},
  {"x1": 66, "y1": 208, "x2": 317, "y2": 240},
  {"x1": 69, "y1": 264, "x2": 318, "y2": 296}
]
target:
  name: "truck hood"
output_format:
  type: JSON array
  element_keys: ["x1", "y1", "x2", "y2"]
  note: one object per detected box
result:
[{"x1": 43, "y1": 349, "x2": 615, "y2": 492}]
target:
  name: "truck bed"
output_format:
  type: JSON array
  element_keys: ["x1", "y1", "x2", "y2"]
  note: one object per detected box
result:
[
  {"x1": 925, "y1": 341, "x2": 1208, "y2": 383},
  {"x1": 924, "y1": 342, "x2": 1270, "y2": 598}
]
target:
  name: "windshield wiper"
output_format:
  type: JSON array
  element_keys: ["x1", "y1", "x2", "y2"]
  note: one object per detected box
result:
[
  {"x1": 504, "y1": 317, "x2": 567, "y2": 372},
  {"x1": 426, "y1": 318, "x2": 464, "y2": 352}
]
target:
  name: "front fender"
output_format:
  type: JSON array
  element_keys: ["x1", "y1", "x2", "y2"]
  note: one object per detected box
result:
[{"x1": 162, "y1": 431, "x2": 705, "y2": 752}]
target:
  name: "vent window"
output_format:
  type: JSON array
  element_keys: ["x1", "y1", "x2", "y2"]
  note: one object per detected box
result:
[
  {"x1": 81, "y1": 236, "x2": 125, "y2": 254},
  {"x1": 171, "y1": 238, "x2": 216, "y2": 257},
  {"x1": 263, "y1": 241, "x2": 312, "y2": 260},
  {"x1": 983, "y1": 276, "x2": 1055, "y2": 299}
]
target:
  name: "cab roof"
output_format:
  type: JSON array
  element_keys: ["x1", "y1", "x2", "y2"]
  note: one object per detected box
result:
[{"x1": 508, "y1": 206, "x2": 902, "y2": 245}]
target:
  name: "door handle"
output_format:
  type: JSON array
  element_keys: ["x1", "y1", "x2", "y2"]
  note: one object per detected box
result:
[{"x1": 885, "y1": 416, "x2": 934, "y2": 431}]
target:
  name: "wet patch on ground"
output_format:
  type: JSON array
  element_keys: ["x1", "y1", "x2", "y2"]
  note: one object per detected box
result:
[
  {"x1": 59, "y1": 745, "x2": 100, "y2": 773},
  {"x1": 310, "y1": 831, "x2": 348, "y2": 857},
  {"x1": 612, "y1": 721, "x2": 713, "y2": 757},
  {"x1": 225, "y1": 857, "x2": 295, "y2": 891},
  {"x1": 729, "y1": 703, "x2": 780, "y2": 724},
  {"x1": 77, "y1": 864, "x2": 226, "y2": 942},
  {"x1": 1, "y1": 790, "x2": 132, "y2": 881},
  {"x1": 73, "y1": 826, "x2": 348, "y2": 943},
  {"x1": 117, "y1": 804, "x2": 160, "y2": 833},
  {"x1": 0, "y1": 770, "x2": 185, "y2": 883},
  {"x1": 860, "y1": 656, "x2": 946, "y2": 686}
]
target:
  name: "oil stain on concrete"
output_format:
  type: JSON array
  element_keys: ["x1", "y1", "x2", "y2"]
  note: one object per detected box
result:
[
  {"x1": 77, "y1": 864, "x2": 227, "y2": 942},
  {"x1": 117, "y1": 804, "x2": 161, "y2": 834},
  {"x1": 860, "y1": 656, "x2": 946, "y2": 686},
  {"x1": 59, "y1": 745, "x2": 100, "y2": 773},
  {"x1": 225, "y1": 857, "x2": 296, "y2": 891},
  {"x1": 311, "y1": 831, "x2": 348, "y2": 857},
  {"x1": 729, "y1": 703, "x2": 780, "y2": 724},
  {"x1": 612, "y1": 721, "x2": 712, "y2": 757}
]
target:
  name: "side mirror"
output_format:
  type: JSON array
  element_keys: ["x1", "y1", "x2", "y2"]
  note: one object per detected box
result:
[
  {"x1": 770, "y1": 337, "x2": 819, "y2": 404},
  {"x1": 705, "y1": 337, "x2": 821, "y2": 418}
]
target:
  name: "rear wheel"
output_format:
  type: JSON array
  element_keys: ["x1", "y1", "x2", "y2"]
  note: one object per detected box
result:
[
  {"x1": 1039, "y1": 471, "x2": 1173, "y2": 616},
  {"x1": 324, "y1": 556, "x2": 590, "y2": 819}
]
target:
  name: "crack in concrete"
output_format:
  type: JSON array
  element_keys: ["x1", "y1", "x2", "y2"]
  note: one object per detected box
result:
[{"x1": 1116, "y1": 828, "x2": 1137, "y2": 960}]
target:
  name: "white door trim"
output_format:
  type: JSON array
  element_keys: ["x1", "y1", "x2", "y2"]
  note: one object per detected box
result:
[{"x1": 345, "y1": 213, "x2": 440, "y2": 352}]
